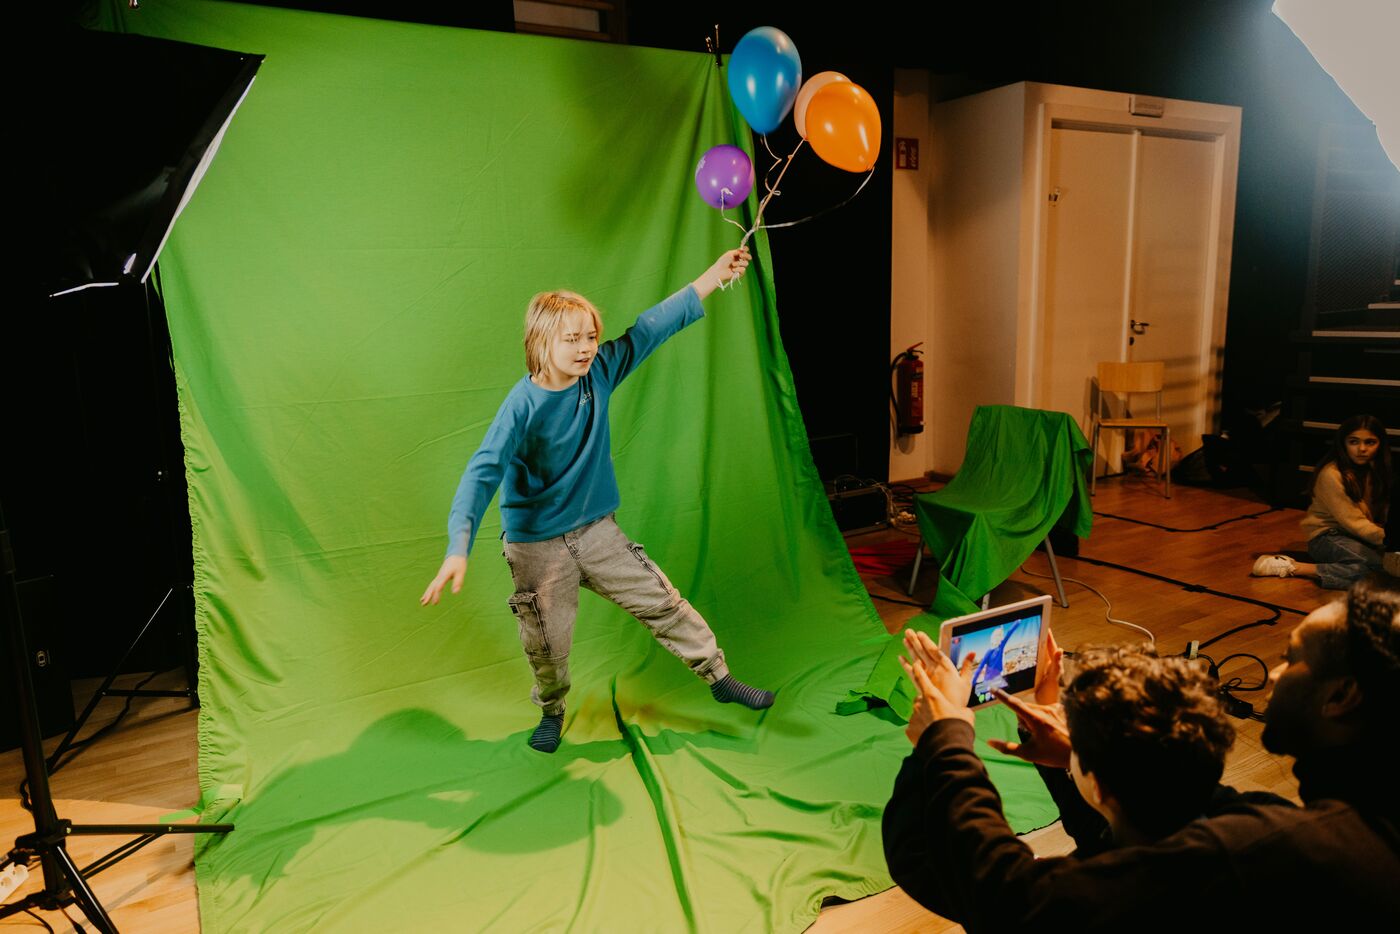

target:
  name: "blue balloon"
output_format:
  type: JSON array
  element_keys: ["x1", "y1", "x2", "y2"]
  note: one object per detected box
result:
[{"x1": 727, "y1": 27, "x2": 802, "y2": 135}]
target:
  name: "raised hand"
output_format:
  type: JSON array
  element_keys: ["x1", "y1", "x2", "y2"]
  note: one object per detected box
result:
[
  {"x1": 692, "y1": 247, "x2": 752, "y2": 299},
  {"x1": 1034, "y1": 627, "x2": 1065, "y2": 706},
  {"x1": 899, "y1": 655, "x2": 976, "y2": 742},
  {"x1": 903, "y1": 629, "x2": 977, "y2": 706}
]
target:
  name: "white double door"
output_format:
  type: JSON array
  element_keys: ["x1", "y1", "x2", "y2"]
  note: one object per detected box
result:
[{"x1": 1038, "y1": 123, "x2": 1225, "y2": 467}]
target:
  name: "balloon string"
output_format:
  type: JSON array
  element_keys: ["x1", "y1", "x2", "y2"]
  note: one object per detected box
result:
[
  {"x1": 749, "y1": 166, "x2": 875, "y2": 233},
  {"x1": 716, "y1": 142, "x2": 875, "y2": 289},
  {"x1": 758, "y1": 133, "x2": 794, "y2": 202},
  {"x1": 714, "y1": 190, "x2": 749, "y2": 290},
  {"x1": 717, "y1": 226, "x2": 747, "y2": 290},
  {"x1": 760, "y1": 134, "x2": 785, "y2": 196},
  {"x1": 741, "y1": 137, "x2": 805, "y2": 250},
  {"x1": 718, "y1": 137, "x2": 803, "y2": 291},
  {"x1": 717, "y1": 190, "x2": 750, "y2": 232}
]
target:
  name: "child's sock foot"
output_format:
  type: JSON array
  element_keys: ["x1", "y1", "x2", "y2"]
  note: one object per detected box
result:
[
  {"x1": 529, "y1": 714, "x2": 564, "y2": 753},
  {"x1": 710, "y1": 674, "x2": 774, "y2": 710}
]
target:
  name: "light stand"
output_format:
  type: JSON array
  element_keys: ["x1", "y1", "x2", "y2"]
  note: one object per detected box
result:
[
  {"x1": 1, "y1": 503, "x2": 232, "y2": 933},
  {"x1": 44, "y1": 276, "x2": 199, "y2": 776},
  {"x1": 5, "y1": 21, "x2": 266, "y2": 929}
]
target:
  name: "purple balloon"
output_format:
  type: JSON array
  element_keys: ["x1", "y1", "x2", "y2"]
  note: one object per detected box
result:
[{"x1": 695, "y1": 145, "x2": 754, "y2": 210}]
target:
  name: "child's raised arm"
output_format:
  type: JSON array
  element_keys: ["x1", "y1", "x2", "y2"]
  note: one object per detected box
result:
[{"x1": 691, "y1": 247, "x2": 751, "y2": 300}]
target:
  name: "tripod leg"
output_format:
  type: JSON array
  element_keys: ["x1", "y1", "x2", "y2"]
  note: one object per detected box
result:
[
  {"x1": 47, "y1": 588, "x2": 178, "y2": 770},
  {"x1": 51, "y1": 844, "x2": 119, "y2": 934},
  {"x1": 1043, "y1": 536, "x2": 1069, "y2": 608},
  {"x1": 907, "y1": 538, "x2": 924, "y2": 596}
]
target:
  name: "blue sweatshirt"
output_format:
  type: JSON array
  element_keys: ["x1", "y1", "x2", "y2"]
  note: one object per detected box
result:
[{"x1": 446, "y1": 285, "x2": 705, "y2": 558}]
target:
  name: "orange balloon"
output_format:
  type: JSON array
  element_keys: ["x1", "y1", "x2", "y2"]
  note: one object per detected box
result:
[{"x1": 806, "y1": 82, "x2": 881, "y2": 172}]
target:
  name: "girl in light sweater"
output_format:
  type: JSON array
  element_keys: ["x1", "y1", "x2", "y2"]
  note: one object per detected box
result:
[{"x1": 1254, "y1": 414, "x2": 1393, "y2": 588}]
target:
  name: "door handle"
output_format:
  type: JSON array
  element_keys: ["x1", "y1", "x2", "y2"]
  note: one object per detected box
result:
[{"x1": 1130, "y1": 319, "x2": 1151, "y2": 335}]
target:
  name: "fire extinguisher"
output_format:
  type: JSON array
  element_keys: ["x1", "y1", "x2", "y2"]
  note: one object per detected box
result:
[{"x1": 891, "y1": 342, "x2": 925, "y2": 435}]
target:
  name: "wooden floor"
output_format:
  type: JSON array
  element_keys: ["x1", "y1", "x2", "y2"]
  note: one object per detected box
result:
[{"x1": 2, "y1": 478, "x2": 1330, "y2": 933}]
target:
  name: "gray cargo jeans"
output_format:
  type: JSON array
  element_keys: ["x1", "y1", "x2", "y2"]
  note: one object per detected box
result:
[{"x1": 502, "y1": 514, "x2": 729, "y2": 716}]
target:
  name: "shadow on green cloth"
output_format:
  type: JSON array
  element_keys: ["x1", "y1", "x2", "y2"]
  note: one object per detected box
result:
[{"x1": 198, "y1": 705, "x2": 785, "y2": 884}]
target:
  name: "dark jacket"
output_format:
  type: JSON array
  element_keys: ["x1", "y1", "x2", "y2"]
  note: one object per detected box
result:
[{"x1": 882, "y1": 719, "x2": 1400, "y2": 932}]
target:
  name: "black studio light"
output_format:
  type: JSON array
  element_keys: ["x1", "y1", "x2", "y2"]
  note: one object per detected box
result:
[{"x1": 42, "y1": 25, "x2": 262, "y2": 297}]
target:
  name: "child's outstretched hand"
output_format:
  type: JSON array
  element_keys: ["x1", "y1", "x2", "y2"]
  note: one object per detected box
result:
[
  {"x1": 692, "y1": 247, "x2": 751, "y2": 299},
  {"x1": 421, "y1": 555, "x2": 467, "y2": 605}
]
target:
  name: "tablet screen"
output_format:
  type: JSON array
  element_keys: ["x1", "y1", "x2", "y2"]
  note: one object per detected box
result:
[{"x1": 947, "y1": 601, "x2": 1045, "y2": 706}]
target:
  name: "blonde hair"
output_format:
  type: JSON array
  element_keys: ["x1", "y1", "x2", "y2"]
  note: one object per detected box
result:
[{"x1": 523, "y1": 290, "x2": 604, "y2": 377}]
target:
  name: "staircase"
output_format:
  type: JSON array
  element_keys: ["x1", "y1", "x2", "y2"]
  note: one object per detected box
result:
[{"x1": 1279, "y1": 122, "x2": 1400, "y2": 505}]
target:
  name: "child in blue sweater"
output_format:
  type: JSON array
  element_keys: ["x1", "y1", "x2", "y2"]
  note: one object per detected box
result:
[{"x1": 422, "y1": 248, "x2": 773, "y2": 752}]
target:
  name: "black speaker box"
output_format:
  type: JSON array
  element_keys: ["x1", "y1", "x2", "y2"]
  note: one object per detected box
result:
[
  {"x1": 827, "y1": 485, "x2": 889, "y2": 534},
  {"x1": 1, "y1": 576, "x2": 76, "y2": 752}
]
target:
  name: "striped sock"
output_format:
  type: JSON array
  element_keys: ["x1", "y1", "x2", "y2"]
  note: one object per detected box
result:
[
  {"x1": 710, "y1": 675, "x2": 774, "y2": 710},
  {"x1": 528, "y1": 714, "x2": 564, "y2": 753}
]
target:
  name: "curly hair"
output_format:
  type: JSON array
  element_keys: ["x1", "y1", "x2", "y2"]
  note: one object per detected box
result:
[
  {"x1": 1062, "y1": 646, "x2": 1235, "y2": 840},
  {"x1": 1345, "y1": 576, "x2": 1400, "y2": 725}
]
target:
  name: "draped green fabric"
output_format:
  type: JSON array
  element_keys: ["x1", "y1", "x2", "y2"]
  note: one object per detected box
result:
[
  {"x1": 844, "y1": 406, "x2": 1093, "y2": 719},
  {"x1": 110, "y1": 4, "x2": 1056, "y2": 930},
  {"x1": 917, "y1": 406, "x2": 1094, "y2": 610}
]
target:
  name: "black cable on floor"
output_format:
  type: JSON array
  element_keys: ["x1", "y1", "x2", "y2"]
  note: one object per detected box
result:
[
  {"x1": 1066, "y1": 554, "x2": 1304, "y2": 650},
  {"x1": 1070, "y1": 554, "x2": 1310, "y2": 618},
  {"x1": 862, "y1": 547, "x2": 1307, "y2": 644},
  {"x1": 1091, "y1": 505, "x2": 1282, "y2": 533},
  {"x1": 1197, "y1": 611, "x2": 1283, "y2": 651}
]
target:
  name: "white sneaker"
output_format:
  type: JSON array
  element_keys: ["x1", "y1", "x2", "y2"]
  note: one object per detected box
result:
[{"x1": 1252, "y1": 554, "x2": 1297, "y2": 578}]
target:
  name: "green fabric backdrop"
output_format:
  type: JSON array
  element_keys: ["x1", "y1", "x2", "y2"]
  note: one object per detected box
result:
[{"x1": 113, "y1": 3, "x2": 1056, "y2": 930}]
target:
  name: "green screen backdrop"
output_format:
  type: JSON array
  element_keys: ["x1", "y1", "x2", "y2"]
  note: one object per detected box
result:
[{"x1": 113, "y1": 2, "x2": 1056, "y2": 930}]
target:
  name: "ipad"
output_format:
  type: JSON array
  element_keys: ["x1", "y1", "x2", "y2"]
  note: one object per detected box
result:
[{"x1": 938, "y1": 594, "x2": 1051, "y2": 708}]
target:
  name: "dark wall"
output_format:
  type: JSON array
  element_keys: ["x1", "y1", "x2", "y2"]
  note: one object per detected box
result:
[
  {"x1": 751, "y1": 65, "x2": 892, "y2": 486},
  {"x1": 5, "y1": 282, "x2": 192, "y2": 677}
]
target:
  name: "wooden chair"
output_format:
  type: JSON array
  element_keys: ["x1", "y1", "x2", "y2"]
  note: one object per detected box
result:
[{"x1": 1091, "y1": 361, "x2": 1170, "y2": 498}]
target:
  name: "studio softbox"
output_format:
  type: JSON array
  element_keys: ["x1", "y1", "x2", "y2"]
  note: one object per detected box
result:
[{"x1": 42, "y1": 26, "x2": 263, "y2": 297}]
